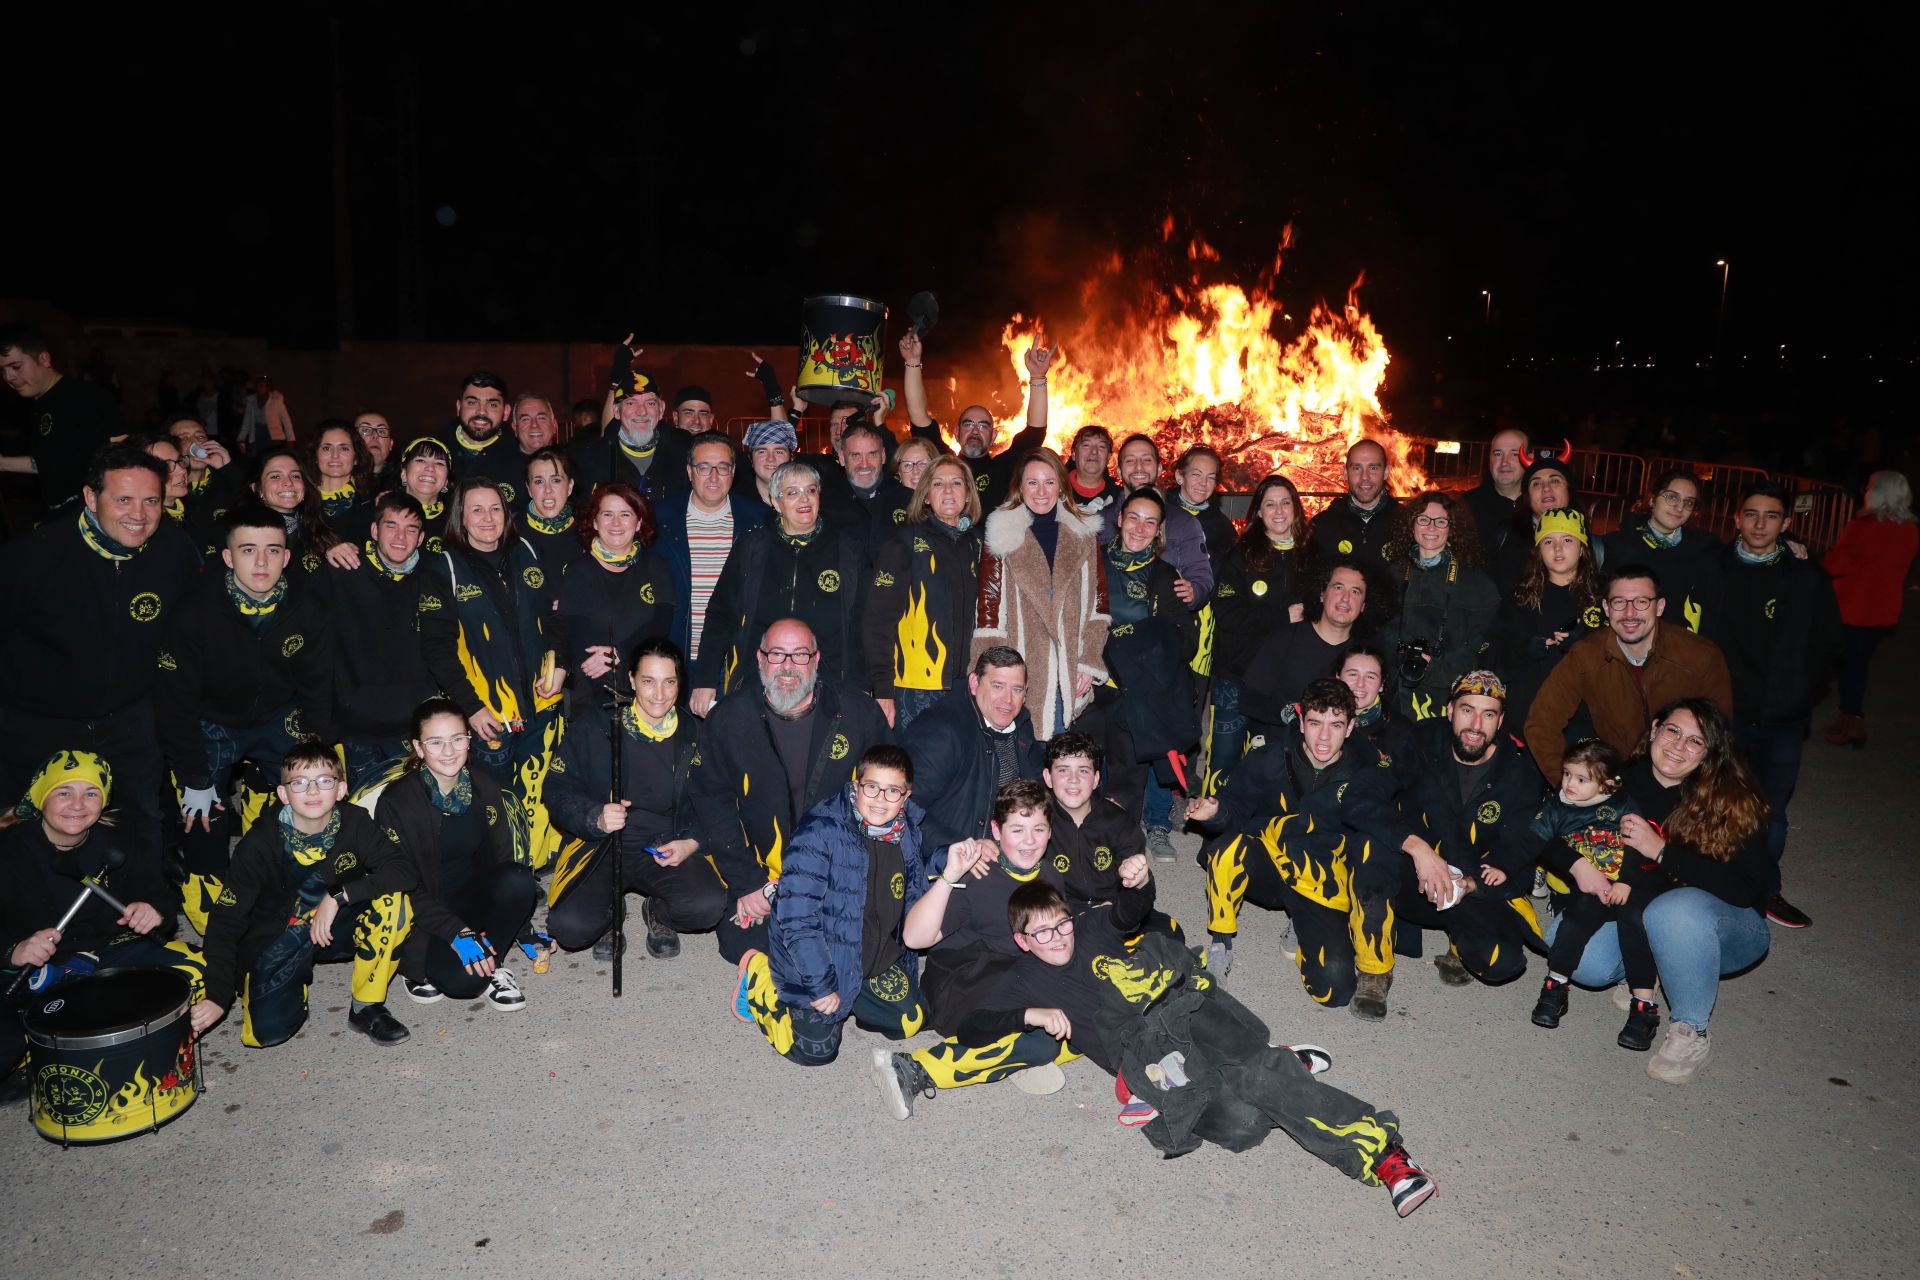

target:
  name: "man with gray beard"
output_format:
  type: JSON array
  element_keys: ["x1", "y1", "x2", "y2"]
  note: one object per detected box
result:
[{"x1": 689, "y1": 619, "x2": 892, "y2": 962}]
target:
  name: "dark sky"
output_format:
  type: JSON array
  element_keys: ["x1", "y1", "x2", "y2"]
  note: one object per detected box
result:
[{"x1": 16, "y1": 7, "x2": 1914, "y2": 386}]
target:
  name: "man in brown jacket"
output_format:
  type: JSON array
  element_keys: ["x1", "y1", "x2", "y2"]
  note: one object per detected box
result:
[{"x1": 1524, "y1": 563, "x2": 1733, "y2": 781}]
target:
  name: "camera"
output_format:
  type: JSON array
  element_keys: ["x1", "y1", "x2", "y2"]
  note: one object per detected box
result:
[{"x1": 1397, "y1": 638, "x2": 1434, "y2": 687}]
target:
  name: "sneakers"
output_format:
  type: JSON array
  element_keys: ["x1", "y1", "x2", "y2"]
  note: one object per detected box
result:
[
  {"x1": 641, "y1": 898, "x2": 680, "y2": 960},
  {"x1": 1011, "y1": 1063, "x2": 1066, "y2": 1095},
  {"x1": 1434, "y1": 945, "x2": 1472, "y2": 986},
  {"x1": 1531, "y1": 977, "x2": 1570, "y2": 1028},
  {"x1": 1647, "y1": 1021, "x2": 1712, "y2": 1084},
  {"x1": 1203, "y1": 938, "x2": 1233, "y2": 981},
  {"x1": 347, "y1": 1002, "x2": 410, "y2": 1045},
  {"x1": 872, "y1": 1048, "x2": 936, "y2": 1120},
  {"x1": 403, "y1": 977, "x2": 444, "y2": 1005},
  {"x1": 1145, "y1": 826, "x2": 1177, "y2": 863},
  {"x1": 1350, "y1": 969, "x2": 1392, "y2": 1021},
  {"x1": 1118, "y1": 1099, "x2": 1160, "y2": 1126},
  {"x1": 1274, "y1": 913, "x2": 1297, "y2": 960},
  {"x1": 1374, "y1": 1145, "x2": 1437, "y2": 1218},
  {"x1": 592, "y1": 930, "x2": 625, "y2": 962},
  {"x1": 1531, "y1": 868, "x2": 1550, "y2": 899},
  {"x1": 1611, "y1": 981, "x2": 1633, "y2": 1012},
  {"x1": 485, "y1": 968, "x2": 527, "y2": 1011},
  {"x1": 1618, "y1": 998, "x2": 1661, "y2": 1052},
  {"x1": 1765, "y1": 894, "x2": 1812, "y2": 929},
  {"x1": 731, "y1": 950, "x2": 760, "y2": 1024},
  {"x1": 1288, "y1": 1043, "x2": 1333, "y2": 1076}
]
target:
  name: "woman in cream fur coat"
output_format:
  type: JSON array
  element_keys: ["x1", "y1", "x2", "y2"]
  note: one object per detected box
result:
[{"x1": 972, "y1": 448, "x2": 1111, "y2": 738}]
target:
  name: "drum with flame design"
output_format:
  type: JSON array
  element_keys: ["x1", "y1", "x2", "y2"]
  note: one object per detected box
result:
[
  {"x1": 24, "y1": 969, "x2": 200, "y2": 1145},
  {"x1": 796, "y1": 294, "x2": 889, "y2": 406}
]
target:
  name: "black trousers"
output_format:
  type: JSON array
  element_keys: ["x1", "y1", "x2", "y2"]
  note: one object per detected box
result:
[
  {"x1": 546, "y1": 840, "x2": 730, "y2": 950},
  {"x1": 418, "y1": 864, "x2": 541, "y2": 1000},
  {"x1": 1390, "y1": 884, "x2": 1534, "y2": 986},
  {"x1": 0, "y1": 699, "x2": 165, "y2": 897},
  {"x1": 1549, "y1": 887, "x2": 1662, "y2": 989}
]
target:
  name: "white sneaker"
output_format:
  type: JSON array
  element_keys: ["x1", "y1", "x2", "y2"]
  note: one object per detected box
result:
[
  {"x1": 1275, "y1": 914, "x2": 1297, "y2": 959},
  {"x1": 1203, "y1": 939, "x2": 1233, "y2": 980},
  {"x1": 403, "y1": 978, "x2": 444, "y2": 1005},
  {"x1": 1012, "y1": 1063, "x2": 1066, "y2": 1095},
  {"x1": 1531, "y1": 869, "x2": 1550, "y2": 899},
  {"x1": 485, "y1": 968, "x2": 527, "y2": 1012},
  {"x1": 1646, "y1": 1021, "x2": 1712, "y2": 1084}
]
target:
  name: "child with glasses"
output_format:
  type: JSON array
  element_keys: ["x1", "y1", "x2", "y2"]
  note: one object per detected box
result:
[
  {"x1": 731, "y1": 745, "x2": 935, "y2": 1068},
  {"x1": 1528, "y1": 738, "x2": 1664, "y2": 1050},
  {"x1": 191, "y1": 740, "x2": 419, "y2": 1047},
  {"x1": 893, "y1": 881, "x2": 1438, "y2": 1219}
]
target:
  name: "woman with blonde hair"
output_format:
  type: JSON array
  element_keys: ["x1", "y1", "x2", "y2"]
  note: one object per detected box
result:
[
  {"x1": 972, "y1": 448, "x2": 1110, "y2": 739},
  {"x1": 864, "y1": 455, "x2": 984, "y2": 730},
  {"x1": 1821, "y1": 470, "x2": 1918, "y2": 746}
]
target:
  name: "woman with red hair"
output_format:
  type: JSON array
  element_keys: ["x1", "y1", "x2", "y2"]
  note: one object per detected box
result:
[{"x1": 555, "y1": 483, "x2": 677, "y2": 705}]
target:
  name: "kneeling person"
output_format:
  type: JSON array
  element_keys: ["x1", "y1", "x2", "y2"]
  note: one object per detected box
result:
[
  {"x1": 190, "y1": 742, "x2": 416, "y2": 1047},
  {"x1": 377, "y1": 699, "x2": 542, "y2": 1012},
  {"x1": 732, "y1": 745, "x2": 932, "y2": 1065}
]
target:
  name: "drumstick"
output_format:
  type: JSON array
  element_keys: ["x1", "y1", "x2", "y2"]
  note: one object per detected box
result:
[{"x1": 3, "y1": 877, "x2": 136, "y2": 997}]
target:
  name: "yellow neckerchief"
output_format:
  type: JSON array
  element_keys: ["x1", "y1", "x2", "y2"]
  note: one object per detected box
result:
[
  {"x1": 525, "y1": 506, "x2": 574, "y2": 536},
  {"x1": 592, "y1": 538, "x2": 638, "y2": 569},
  {"x1": 623, "y1": 703, "x2": 678, "y2": 742},
  {"x1": 617, "y1": 432, "x2": 658, "y2": 461},
  {"x1": 1269, "y1": 533, "x2": 1296, "y2": 550},
  {"x1": 188, "y1": 470, "x2": 212, "y2": 495},
  {"x1": 420, "y1": 498, "x2": 445, "y2": 521},
  {"x1": 455, "y1": 427, "x2": 502, "y2": 454},
  {"x1": 1108, "y1": 544, "x2": 1157, "y2": 574},
  {"x1": 226, "y1": 569, "x2": 287, "y2": 618},
  {"x1": 164, "y1": 498, "x2": 186, "y2": 522},
  {"x1": 281, "y1": 806, "x2": 341, "y2": 867},
  {"x1": 320, "y1": 478, "x2": 356, "y2": 500},
  {"x1": 77, "y1": 509, "x2": 137, "y2": 562},
  {"x1": 996, "y1": 855, "x2": 1042, "y2": 883},
  {"x1": 364, "y1": 541, "x2": 412, "y2": 582}
]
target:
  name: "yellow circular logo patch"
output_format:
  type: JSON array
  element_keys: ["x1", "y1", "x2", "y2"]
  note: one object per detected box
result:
[
  {"x1": 639, "y1": 582, "x2": 656, "y2": 605},
  {"x1": 1093, "y1": 846, "x2": 1113, "y2": 871},
  {"x1": 1477, "y1": 800, "x2": 1502, "y2": 824},
  {"x1": 1251, "y1": 579, "x2": 1268, "y2": 597},
  {"x1": 1582, "y1": 605, "x2": 1603, "y2": 629},
  {"x1": 523, "y1": 566, "x2": 545, "y2": 589},
  {"x1": 281, "y1": 634, "x2": 305, "y2": 659},
  {"x1": 129, "y1": 592, "x2": 162, "y2": 622},
  {"x1": 829, "y1": 733, "x2": 850, "y2": 760},
  {"x1": 889, "y1": 872, "x2": 905, "y2": 900},
  {"x1": 818, "y1": 570, "x2": 840, "y2": 593},
  {"x1": 35, "y1": 1063, "x2": 108, "y2": 1125},
  {"x1": 1053, "y1": 853, "x2": 1072, "y2": 873}
]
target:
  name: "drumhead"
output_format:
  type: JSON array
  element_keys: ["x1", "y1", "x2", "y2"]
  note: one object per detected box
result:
[
  {"x1": 23, "y1": 969, "x2": 193, "y2": 1051},
  {"x1": 803, "y1": 294, "x2": 886, "y2": 314}
]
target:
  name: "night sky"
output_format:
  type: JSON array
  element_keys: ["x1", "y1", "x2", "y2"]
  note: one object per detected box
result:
[{"x1": 15, "y1": 10, "x2": 1914, "y2": 400}]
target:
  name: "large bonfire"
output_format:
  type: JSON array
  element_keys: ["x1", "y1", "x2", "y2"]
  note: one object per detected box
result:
[{"x1": 988, "y1": 219, "x2": 1423, "y2": 495}]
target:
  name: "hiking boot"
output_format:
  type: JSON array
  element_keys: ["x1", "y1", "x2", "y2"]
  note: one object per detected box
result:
[
  {"x1": 1350, "y1": 969, "x2": 1392, "y2": 1021},
  {"x1": 1765, "y1": 894, "x2": 1812, "y2": 929},
  {"x1": 872, "y1": 1048, "x2": 936, "y2": 1121},
  {"x1": 402, "y1": 977, "x2": 444, "y2": 1005},
  {"x1": 485, "y1": 968, "x2": 527, "y2": 1011},
  {"x1": 1374, "y1": 1145, "x2": 1437, "y2": 1218},
  {"x1": 1145, "y1": 826, "x2": 1177, "y2": 863},
  {"x1": 1531, "y1": 977, "x2": 1569, "y2": 1028},
  {"x1": 1647, "y1": 1021, "x2": 1713, "y2": 1085},
  {"x1": 1434, "y1": 945, "x2": 1472, "y2": 986},
  {"x1": 1618, "y1": 997, "x2": 1660, "y2": 1051},
  {"x1": 641, "y1": 898, "x2": 680, "y2": 960},
  {"x1": 347, "y1": 1003, "x2": 410, "y2": 1045},
  {"x1": 1203, "y1": 938, "x2": 1233, "y2": 980},
  {"x1": 1011, "y1": 1063, "x2": 1066, "y2": 1095},
  {"x1": 592, "y1": 930, "x2": 625, "y2": 962}
]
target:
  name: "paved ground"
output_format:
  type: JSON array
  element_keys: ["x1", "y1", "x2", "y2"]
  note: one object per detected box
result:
[{"x1": 6, "y1": 630, "x2": 1917, "y2": 1280}]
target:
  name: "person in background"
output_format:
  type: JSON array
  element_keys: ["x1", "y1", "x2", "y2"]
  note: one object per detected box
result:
[
  {"x1": 1308, "y1": 439, "x2": 1399, "y2": 565},
  {"x1": 740, "y1": 419, "x2": 797, "y2": 507},
  {"x1": 1463, "y1": 427, "x2": 1528, "y2": 559},
  {"x1": 521, "y1": 447, "x2": 585, "y2": 571},
  {"x1": 307, "y1": 419, "x2": 376, "y2": 539},
  {"x1": 1597, "y1": 468, "x2": 1721, "y2": 632},
  {"x1": 1375, "y1": 490, "x2": 1500, "y2": 723},
  {"x1": 900, "y1": 330, "x2": 1052, "y2": 506},
  {"x1": 1820, "y1": 470, "x2": 1917, "y2": 747},
  {"x1": 654, "y1": 431, "x2": 770, "y2": 697},
  {"x1": 1, "y1": 321, "x2": 125, "y2": 512},
  {"x1": 1065, "y1": 425, "x2": 1124, "y2": 517},
  {"x1": 395, "y1": 437, "x2": 454, "y2": 551},
  {"x1": 890, "y1": 437, "x2": 941, "y2": 495},
  {"x1": 354, "y1": 410, "x2": 396, "y2": 489}
]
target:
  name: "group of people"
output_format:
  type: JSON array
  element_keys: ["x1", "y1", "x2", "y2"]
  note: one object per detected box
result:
[{"x1": 3, "y1": 317, "x2": 1914, "y2": 1218}]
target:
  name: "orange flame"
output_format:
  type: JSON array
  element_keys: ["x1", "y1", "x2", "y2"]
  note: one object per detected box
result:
[{"x1": 996, "y1": 224, "x2": 1425, "y2": 499}]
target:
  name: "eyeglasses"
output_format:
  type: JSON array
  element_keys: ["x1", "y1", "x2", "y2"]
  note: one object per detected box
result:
[
  {"x1": 1655, "y1": 723, "x2": 1707, "y2": 755},
  {"x1": 759, "y1": 648, "x2": 816, "y2": 666},
  {"x1": 421, "y1": 735, "x2": 472, "y2": 752},
  {"x1": 1656, "y1": 490, "x2": 1698, "y2": 510},
  {"x1": 1606, "y1": 596, "x2": 1657, "y2": 612},
  {"x1": 357, "y1": 424, "x2": 392, "y2": 438},
  {"x1": 1413, "y1": 515, "x2": 1451, "y2": 529},
  {"x1": 1024, "y1": 916, "x2": 1076, "y2": 945},
  {"x1": 958, "y1": 418, "x2": 994, "y2": 430},
  {"x1": 778, "y1": 485, "x2": 820, "y2": 500},
  {"x1": 856, "y1": 780, "x2": 908, "y2": 802},
  {"x1": 690, "y1": 462, "x2": 736, "y2": 476},
  {"x1": 283, "y1": 777, "x2": 342, "y2": 794}
]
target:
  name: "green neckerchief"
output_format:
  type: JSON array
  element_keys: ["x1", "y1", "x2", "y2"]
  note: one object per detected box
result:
[
  {"x1": 1107, "y1": 542, "x2": 1157, "y2": 575},
  {"x1": 425, "y1": 766, "x2": 473, "y2": 815},
  {"x1": 1354, "y1": 696, "x2": 1384, "y2": 729},
  {"x1": 623, "y1": 702, "x2": 677, "y2": 742},
  {"x1": 226, "y1": 569, "x2": 288, "y2": 630},
  {"x1": 455, "y1": 428, "x2": 502, "y2": 454},
  {"x1": 593, "y1": 538, "x2": 639, "y2": 568},
  {"x1": 365, "y1": 541, "x2": 418, "y2": 582},
  {"x1": 780, "y1": 524, "x2": 820, "y2": 546},
  {"x1": 77, "y1": 509, "x2": 139, "y2": 562},
  {"x1": 1641, "y1": 520, "x2": 1682, "y2": 550},
  {"x1": 1176, "y1": 495, "x2": 1206, "y2": 515},
  {"x1": 525, "y1": 506, "x2": 574, "y2": 536},
  {"x1": 320, "y1": 478, "x2": 357, "y2": 518},
  {"x1": 279, "y1": 805, "x2": 341, "y2": 868},
  {"x1": 996, "y1": 852, "x2": 1043, "y2": 882},
  {"x1": 1734, "y1": 540, "x2": 1783, "y2": 566}
]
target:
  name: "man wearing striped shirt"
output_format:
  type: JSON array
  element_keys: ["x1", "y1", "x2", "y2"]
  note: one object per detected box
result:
[{"x1": 655, "y1": 431, "x2": 770, "y2": 716}]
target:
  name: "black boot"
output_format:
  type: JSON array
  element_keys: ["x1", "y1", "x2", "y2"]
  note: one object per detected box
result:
[
  {"x1": 1618, "y1": 997, "x2": 1661, "y2": 1051},
  {"x1": 642, "y1": 898, "x2": 680, "y2": 960},
  {"x1": 348, "y1": 1002, "x2": 411, "y2": 1045},
  {"x1": 1531, "y1": 977, "x2": 1569, "y2": 1028}
]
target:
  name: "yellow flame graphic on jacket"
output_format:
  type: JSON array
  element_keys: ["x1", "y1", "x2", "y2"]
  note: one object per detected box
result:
[
  {"x1": 893, "y1": 584, "x2": 949, "y2": 691},
  {"x1": 457, "y1": 621, "x2": 521, "y2": 723},
  {"x1": 1090, "y1": 953, "x2": 1177, "y2": 1005}
]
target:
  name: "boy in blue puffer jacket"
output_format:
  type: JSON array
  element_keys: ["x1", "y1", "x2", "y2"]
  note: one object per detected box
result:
[{"x1": 732, "y1": 744, "x2": 933, "y2": 1065}]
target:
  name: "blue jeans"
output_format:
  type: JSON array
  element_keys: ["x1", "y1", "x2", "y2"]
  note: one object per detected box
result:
[
  {"x1": 1735, "y1": 719, "x2": 1805, "y2": 891},
  {"x1": 1553, "y1": 887, "x2": 1769, "y2": 1031},
  {"x1": 1143, "y1": 771, "x2": 1173, "y2": 829}
]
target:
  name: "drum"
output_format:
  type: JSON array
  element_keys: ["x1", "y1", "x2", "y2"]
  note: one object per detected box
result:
[
  {"x1": 796, "y1": 294, "x2": 888, "y2": 406},
  {"x1": 23, "y1": 968, "x2": 200, "y2": 1145}
]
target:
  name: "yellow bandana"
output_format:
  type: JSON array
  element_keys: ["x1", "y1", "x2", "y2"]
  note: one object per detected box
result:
[
  {"x1": 623, "y1": 703, "x2": 678, "y2": 742},
  {"x1": 18, "y1": 750, "x2": 113, "y2": 820}
]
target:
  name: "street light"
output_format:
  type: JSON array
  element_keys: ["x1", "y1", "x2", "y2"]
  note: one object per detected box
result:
[
  {"x1": 1715, "y1": 260, "x2": 1730, "y2": 347},
  {"x1": 1481, "y1": 289, "x2": 1491, "y2": 327}
]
